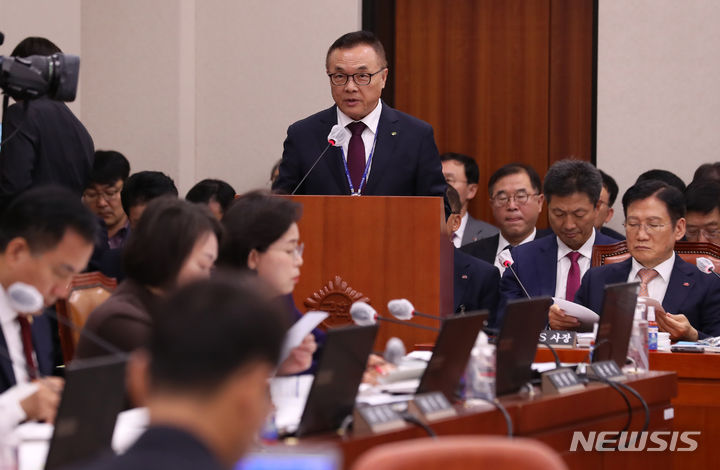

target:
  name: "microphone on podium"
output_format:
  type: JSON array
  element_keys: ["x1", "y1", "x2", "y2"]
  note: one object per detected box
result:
[
  {"x1": 696, "y1": 257, "x2": 720, "y2": 280},
  {"x1": 291, "y1": 125, "x2": 348, "y2": 195},
  {"x1": 387, "y1": 298, "x2": 442, "y2": 320},
  {"x1": 349, "y1": 301, "x2": 439, "y2": 332},
  {"x1": 497, "y1": 250, "x2": 531, "y2": 299}
]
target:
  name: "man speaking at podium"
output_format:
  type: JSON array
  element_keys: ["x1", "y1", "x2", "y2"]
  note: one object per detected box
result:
[{"x1": 272, "y1": 31, "x2": 446, "y2": 197}]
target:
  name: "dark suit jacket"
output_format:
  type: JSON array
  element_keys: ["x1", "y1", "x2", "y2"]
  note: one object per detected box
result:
[
  {"x1": 272, "y1": 102, "x2": 446, "y2": 196},
  {"x1": 600, "y1": 226, "x2": 625, "y2": 241},
  {"x1": 70, "y1": 426, "x2": 224, "y2": 470},
  {"x1": 575, "y1": 255, "x2": 720, "y2": 339},
  {"x1": 0, "y1": 97, "x2": 94, "y2": 210},
  {"x1": 0, "y1": 311, "x2": 56, "y2": 393},
  {"x1": 461, "y1": 215, "x2": 499, "y2": 246},
  {"x1": 495, "y1": 231, "x2": 620, "y2": 328},
  {"x1": 75, "y1": 279, "x2": 159, "y2": 360},
  {"x1": 454, "y1": 249, "x2": 500, "y2": 321},
  {"x1": 460, "y1": 228, "x2": 554, "y2": 265}
]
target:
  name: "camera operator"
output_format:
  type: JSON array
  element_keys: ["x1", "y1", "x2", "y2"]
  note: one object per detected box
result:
[{"x1": 0, "y1": 37, "x2": 94, "y2": 211}]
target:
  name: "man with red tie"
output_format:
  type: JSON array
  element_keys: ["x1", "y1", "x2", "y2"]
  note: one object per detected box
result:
[
  {"x1": 0, "y1": 187, "x2": 96, "y2": 430},
  {"x1": 551, "y1": 180, "x2": 720, "y2": 340},
  {"x1": 272, "y1": 31, "x2": 446, "y2": 197}
]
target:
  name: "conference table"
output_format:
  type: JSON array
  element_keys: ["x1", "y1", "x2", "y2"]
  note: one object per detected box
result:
[
  {"x1": 534, "y1": 348, "x2": 720, "y2": 469},
  {"x1": 302, "y1": 371, "x2": 677, "y2": 470}
]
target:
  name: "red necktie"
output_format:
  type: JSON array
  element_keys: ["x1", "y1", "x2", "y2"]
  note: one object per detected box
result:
[
  {"x1": 17, "y1": 314, "x2": 38, "y2": 380},
  {"x1": 565, "y1": 251, "x2": 581, "y2": 302},
  {"x1": 346, "y1": 121, "x2": 366, "y2": 192}
]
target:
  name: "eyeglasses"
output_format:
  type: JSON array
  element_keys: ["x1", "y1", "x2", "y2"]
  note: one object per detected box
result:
[
  {"x1": 284, "y1": 243, "x2": 304, "y2": 259},
  {"x1": 623, "y1": 221, "x2": 669, "y2": 234},
  {"x1": 83, "y1": 187, "x2": 121, "y2": 203},
  {"x1": 327, "y1": 68, "x2": 386, "y2": 86},
  {"x1": 686, "y1": 226, "x2": 720, "y2": 240},
  {"x1": 490, "y1": 191, "x2": 538, "y2": 208}
]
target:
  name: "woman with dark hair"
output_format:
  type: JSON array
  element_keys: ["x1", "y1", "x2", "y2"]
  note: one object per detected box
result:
[
  {"x1": 218, "y1": 190, "x2": 318, "y2": 375},
  {"x1": 76, "y1": 198, "x2": 222, "y2": 359}
]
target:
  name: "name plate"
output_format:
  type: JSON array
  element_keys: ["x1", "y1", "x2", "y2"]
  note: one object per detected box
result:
[
  {"x1": 541, "y1": 367, "x2": 585, "y2": 395},
  {"x1": 539, "y1": 330, "x2": 577, "y2": 348},
  {"x1": 408, "y1": 392, "x2": 457, "y2": 421},
  {"x1": 588, "y1": 360, "x2": 626, "y2": 382}
]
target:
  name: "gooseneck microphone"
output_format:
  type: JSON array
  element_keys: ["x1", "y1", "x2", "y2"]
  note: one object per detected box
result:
[
  {"x1": 696, "y1": 257, "x2": 720, "y2": 280},
  {"x1": 350, "y1": 301, "x2": 439, "y2": 332},
  {"x1": 290, "y1": 125, "x2": 348, "y2": 195},
  {"x1": 497, "y1": 250, "x2": 531, "y2": 298},
  {"x1": 387, "y1": 299, "x2": 442, "y2": 320}
]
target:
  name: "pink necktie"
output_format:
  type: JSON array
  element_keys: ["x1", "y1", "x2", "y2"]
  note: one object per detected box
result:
[
  {"x1": 638, "y1": 268, "x2": 659, "y2": 297},
  {"x1": 346, "y1": 121, "x2": 366, "y2": 191},
  {"x1": 565, "y1": 251, "x2": 581, "y2": 301}
]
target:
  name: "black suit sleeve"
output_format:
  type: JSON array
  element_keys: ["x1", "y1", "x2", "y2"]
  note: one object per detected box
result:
[{"x1": 0, "y1": 103, "x2": 37, "y2": 202}]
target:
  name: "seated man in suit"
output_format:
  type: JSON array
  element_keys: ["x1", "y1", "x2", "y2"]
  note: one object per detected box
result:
[
  {"x1": 272, "y1": 31, "x2": 446, "y2": 197},
  {"x1": 121, "y1": 171, "x2": 178, "y2": 229},
  {"x1": 684, "y1": 179, "x2": 720, "y2": 244},
  {"x1": 70, "y1": 276, "x2": 287, "y2": 470},
  {"x1": 444, "y1": 187, "x2": 500, "y2": 318},
  {"x1": 441, "y1": 153, "x2": 498, "y2": 246},
  {"x1": 0, "y1": 187, "x2": 96, "y2": 430},
  {"x1": 498, "y1": 160, "x2": 619, "y2": 327},
  {"x1": 595, "y1": 170, "x2": 625, "y2": 240},
  {"x1": 551, "y1": 180, "x2": 720, "y2": 340},
  {"x1": 462, "y1": 163, "x2": 551, "y2": 276}
]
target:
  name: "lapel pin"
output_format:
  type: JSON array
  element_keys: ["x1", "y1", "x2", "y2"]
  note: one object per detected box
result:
[
  {"x1": 461, "y1": 274, "x2": 468, "y2": 279},
  {"x1": 683, "y1": 282, "x2": 690, "y2": 286},
  {"x1": 391, "y1": 131, "x2": 397, "y2": 136}
]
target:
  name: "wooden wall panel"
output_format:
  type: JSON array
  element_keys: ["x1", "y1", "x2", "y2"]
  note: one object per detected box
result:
[{"x1": 392, "y1": 0, "x2": 595, "y2": 227}]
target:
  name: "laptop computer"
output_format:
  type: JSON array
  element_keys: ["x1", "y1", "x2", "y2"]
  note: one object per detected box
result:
[
  {"x1": 45, "y1": 355, "x2": 128, "y2": 470},
  {"x1": 592, "y1": 282, "x2": 640, "y2": 368},
  {"x1": 415, "y1": 310, "x2": 489, "y2": 401},
  {"x1": 495, "y1": 297, "x2": 553, "y2": 396},
  {"x1": 296, "y1": 324, "x2": 378, "y2": 437}
]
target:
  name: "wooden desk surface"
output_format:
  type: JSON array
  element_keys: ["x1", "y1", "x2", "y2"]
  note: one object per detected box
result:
[{"x1": 300, "y1": 371, "x2": 676, "y2": 470}]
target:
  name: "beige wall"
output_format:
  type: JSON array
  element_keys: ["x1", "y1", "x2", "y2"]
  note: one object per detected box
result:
[
  {"x1": 2, "y1": 0, "x2": 361, "y2": 194},
  {"x1": 597, "y1": 0, "x2": 720, "y2": 231}
]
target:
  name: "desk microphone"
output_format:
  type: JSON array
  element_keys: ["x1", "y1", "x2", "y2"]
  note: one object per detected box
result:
[
  {"x1": 291, "y1": 125, "x2": 347, "y2": 195},
  {"x1": 387, "y1": 299, "x2": 442, "y2": 320},
  {"x1": 497, "y1": 250, "x2": 531, "y2": 298},
  {"x1": 696, "y1": 257, "x2": 720, "y2": 280},
  {"x1": 383, "y1": 337, "x2": 406, "y2": 365},
  {"x1": 350, "y1": 301, "x2": 439, "y2": 332}
]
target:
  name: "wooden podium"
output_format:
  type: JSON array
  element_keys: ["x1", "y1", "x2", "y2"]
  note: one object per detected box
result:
[{"x1": 286, "y1": 195, "x2": 453, "y2": 350}]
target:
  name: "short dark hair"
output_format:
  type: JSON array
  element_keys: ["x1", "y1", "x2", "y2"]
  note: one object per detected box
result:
[
  {"x1": 11, "y1": 37, "x2": 61, "y2": 57},
  {"x1": 444, "y1": 186, "x2": 462, "y2": 222},
  {"x1": 185, "y1": 179, "x2": 237, "y2": 213},
  {"x1": 326, "y1": 31, "x2": 387, "y2": 69},
  {"x1": 685, "y1": 180, "x2": 720, "y2": 215},
  {"x1": 598, "y1": 169, "x2": 619, "y2": 206},
  {"x1": 692, "y1": 162, "x2": 720, "y2": 183},
  {"x1": 0, "y1": 186, "x2": 97, "y2": 253},
  {"x1": 543, "y1": 160, "x2": 602, "y2": 206},
  {"x1": 89, "y1": 150, "x2": 131, "y2": 186},
  {"x1": 149, "y1": 275, "x2": 288, "y2": 393},
  {"x1": 123, "y1": 198, "x2": 222, "y2": 289},
  {"x1": 440, "y1": 153, "x2": 479, "y2": 185},
  {"x1": 487, "y1": 163, "x2": 542, "y2": 197},
  {"x1": 636, "y1": 169, "x2": 686, "y2": 193},
  {"x1": 219, "y1": 190, "x2": 302, "y2": 270},
  {"x1": 121, "y1": 171, "x2": 178, "y2": 215},
  {"x1": 622, "y1": 180, "x2": 686, "y2": 224}
]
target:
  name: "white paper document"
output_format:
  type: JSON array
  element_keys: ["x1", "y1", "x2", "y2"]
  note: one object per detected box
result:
[
  {"x1": 552, "y1": 297, "x2": 599, "y2": 327},
  {"x1": 279, "y1": 311, "x2": 328, "y2": 365}
]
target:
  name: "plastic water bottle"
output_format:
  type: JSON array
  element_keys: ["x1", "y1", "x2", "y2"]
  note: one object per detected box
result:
[
  {"x1": 464, "y1": 331, "x2": 496, "y2": 401},
  {"x1": 647, "y1": 306, "x2": 658, "y2": 351},
  {"x1": 627, "y1": 303, "x2": 649, "y2": 372}
]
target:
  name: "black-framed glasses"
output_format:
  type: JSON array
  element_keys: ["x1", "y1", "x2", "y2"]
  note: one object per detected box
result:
[{"x1": 327, "y1": 68, "x2": 386, "y2": 86}]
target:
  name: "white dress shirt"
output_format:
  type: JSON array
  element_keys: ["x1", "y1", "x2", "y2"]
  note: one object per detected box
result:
[
  {"x1": 627, "y1": 253, "x2": 675, "y2": 303},
  {"x1": 495, "y1": 228, "x2": 537, "y2": 275},
  {"x1": 554, "y1": 229, "x2": 597, "y2": 300},
  {"x1": 453, "y1": 213, "x2": 470, "y2": 248},
  {"x1": 0, "y1": 285, "x2": 29, "y2": 385},
  {"x1": 336, "y1": 99, "x2": 383, "y2": 165}
]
